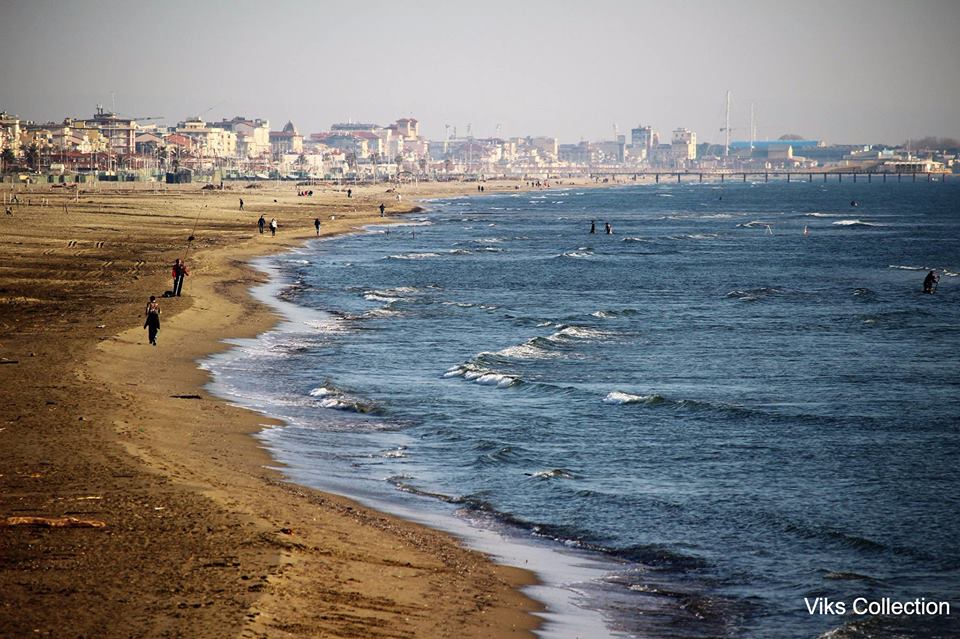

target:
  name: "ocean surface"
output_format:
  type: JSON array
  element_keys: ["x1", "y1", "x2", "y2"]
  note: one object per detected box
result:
[{"x1": 203, "y1": 180, "x2": 960, "y2": 638}]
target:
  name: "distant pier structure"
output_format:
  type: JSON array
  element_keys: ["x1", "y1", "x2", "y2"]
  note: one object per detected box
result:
[{"x1": 588, "y1": 170, "x2": 951, "y2": 184}]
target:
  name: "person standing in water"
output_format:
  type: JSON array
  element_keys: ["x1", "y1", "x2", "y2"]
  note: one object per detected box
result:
[
  {"x1": 923, "y1": 270, "x2": 940, "y2": 294},
  {"x1": 144, "y1": 295, "x2": 161, "y2": 346},
  {"x1": 172, "y1": 258, "x2": 188, "y2": 297},
  {"x1": 590, "y1": 220, "x2": 596, "y2": 234},
  {"x1": 605, "y1": 222, "x2": 613, "y2": 235}
]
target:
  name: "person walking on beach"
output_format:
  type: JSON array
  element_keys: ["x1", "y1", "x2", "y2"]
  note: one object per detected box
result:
[
  {"x1": 923, "y1": 270, "x2": 940, "y2": 294},
  {"x1": 347, "y1": 188, "x2": 352, "y2": 198},
  {"x1": 590, "y1": 220, "x2": 596, "y2": 234},
  {"x1": 172, "y1": 258, "x2": 189, "y2": 296},
  {"x1": 239, "y1": 198, "x2": 244, "y2": 211},
  {"x1": 269, "y1": 217, "x2": 278, "y2": 236},
  {"x1": 258, "y1": 214, "x2": 265, "y2": 234},
  {"x1": 144, "y1": 295, "x2": 161, "y2": 346},
  {"x1": 379, "y1": 202, "x2": 385, "y2": 217},
  {"x1": 605, "y1": 222, "x2": 613, "y2": 235},
  {"x1": 314, "y1": 217, "x2": 321, "y2": 236}
]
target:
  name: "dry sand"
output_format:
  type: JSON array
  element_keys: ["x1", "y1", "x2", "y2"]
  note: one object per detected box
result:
[{"x1": 0, "y1": 179, "x2": 589, "y2": 638}]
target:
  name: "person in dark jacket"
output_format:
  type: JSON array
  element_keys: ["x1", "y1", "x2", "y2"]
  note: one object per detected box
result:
[
  {"x1": 172, "y1": 258, "x2": 189, "y2": 296},
  {"x1": 144, "y1": 296, "x2": 161, "y2": 346}
]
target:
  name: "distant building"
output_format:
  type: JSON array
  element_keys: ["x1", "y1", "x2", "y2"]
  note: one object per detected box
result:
[
  {"x1": 630, "y1": 125, "x2": 654, "y2": 160},
  {"x1": 175, "y1": 118, "x2": 237, "y2": 158},
  {"x1": 671, "y1": 128, "x2": 697, "y2": 161},
  {"x1": 0, "y1": 112, "x2": 22, "y2": 157},
  {"x1": 270, "y1": 121, "x2": 304, "y2": 155},
  {"x1": 594, "y1": 140, "x2": 625, "y2": 163},
  {"x1": 526, "y1": 136, "x2": 559, "y2": 161},
  {"x1": 391, "y1": 118, "x2": 420, "y2": 139},
  {"x1": 559, "y1": 141, "x2": 590, "y2": 164},
  {"x1": 331, "y1": 122, "x2": 380, "y2": 133},
  {"x1": 312, "y1": 133, "x2": 369, "y2": 158},
  {"x1": 90, "y1": 105, "x2": 138, "y2": 155},
  {"x1": 729, "y1": 140, "x2": 821, "y2": 152},
  {"x1": 217, "y1": 117, "x2": 271, "y2": 157}
]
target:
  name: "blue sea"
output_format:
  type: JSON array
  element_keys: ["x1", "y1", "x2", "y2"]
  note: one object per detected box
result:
[{"x1": 203, "y1": 181, "x2": 960, "y2": 638}]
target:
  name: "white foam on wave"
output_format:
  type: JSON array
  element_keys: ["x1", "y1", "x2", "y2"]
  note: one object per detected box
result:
[
  {"x1": 387, "y1": 252, "x2": 441, "y2": 260},
  {"x1": 560, "y1": 250, "x2": 594, "y2": 259},
  {"x1": 737, "y1": 220, "x2": 769, "y2": 228},
  {"x1": 832, "y1": 219, "x2": 884, "y2": 227},
  {"x1": 490, "y1": 341, "x2": 556, "y2": 360},
  {"x1": 443, "y1": 363, "x2": 520, "y2": 388},
  {"x1": 603, "y1": 391, "x2": 662, "y2": 405},
  {"x1": 889, "y1": 265, "x2": 958, "y2": 277},
  {"x1": 551, "y1": 325, "x2": 611, "y2": 341},
  {"x1": 889, "y1": 264, "x2": 924, "y2": 271},
  {"x1": 364, "y1": 287, "x2": 419, "y2": 303}
]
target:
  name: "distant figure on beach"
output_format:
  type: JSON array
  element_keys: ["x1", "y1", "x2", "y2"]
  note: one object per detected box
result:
[
  {"x1": 239, "y1": 198, "x2": 244, "y2": 211},
  {"x1": 144, "y1": 296, "x2": 161, "y2": 346},
  {"x1": 258, "y1": 214, "x2": 265, "y2": 234},
  {"x1": 379, "y1": 202, "x2": 385, "y2": 217},
  {"x1": 4, "y1": 206, "x2": 11, "y2": 215},
  {"x1": 314, "y1": 217, "x2": 321, "y2": 236},
  {"x1": 269, "y1": 217, "x2": 278, "y2": 236},
  {"x1": 590, "y1": 220, "x2": 596, "y2": 234},
  {"x1": 923, "y1": 270, "x2": 939, "y2": 294},
  {"x1": 172, "y1": 258, "x2": 189, "y2": 296},
  {"x1": 347, "y1": 188, "x2": 352, "y2": 198},
  {"x1": 605, "y1": 222, "x2": 613, "y2": 235}
]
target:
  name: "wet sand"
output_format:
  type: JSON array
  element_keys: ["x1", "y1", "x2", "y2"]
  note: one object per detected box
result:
[{"x1": 0, "y1": 179, "x2": 584, "y2": 638}]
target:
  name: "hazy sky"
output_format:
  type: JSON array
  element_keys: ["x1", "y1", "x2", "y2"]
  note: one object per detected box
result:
[{"x1": 1, "y1": 0, "x2": 958, "y2": 144}]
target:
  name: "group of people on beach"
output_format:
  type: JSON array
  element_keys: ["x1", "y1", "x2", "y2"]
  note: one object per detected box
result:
[{"x1": 257, "y1": 214, "x2": 279, "y2": 236}]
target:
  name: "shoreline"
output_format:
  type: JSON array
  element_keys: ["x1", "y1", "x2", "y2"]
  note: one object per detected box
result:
[
  {"x1": 0, "y1": 180, "x2": 594, "y2": 637},
  {"x1": 207, "y1": 226, "x2": 621, "y2": 639}
]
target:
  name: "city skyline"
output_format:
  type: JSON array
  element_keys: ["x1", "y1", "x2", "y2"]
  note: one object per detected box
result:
[{"x1": 2, "y1": 0, "x2": 959, "y2": 145}]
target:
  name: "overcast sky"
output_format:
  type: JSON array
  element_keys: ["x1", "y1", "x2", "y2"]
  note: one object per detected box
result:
[{"x1": 1, "y1": 0, "x2": 958, "y2": 144}]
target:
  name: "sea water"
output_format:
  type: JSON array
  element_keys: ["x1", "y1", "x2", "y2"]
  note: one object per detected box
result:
[{"x1": 203, "y1": 181, "x2": 960, "y2": 638}]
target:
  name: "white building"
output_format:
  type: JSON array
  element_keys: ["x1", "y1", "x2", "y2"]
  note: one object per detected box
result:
[{"x1": 671, "y1": 128, "x2": 697, "y2": 161}]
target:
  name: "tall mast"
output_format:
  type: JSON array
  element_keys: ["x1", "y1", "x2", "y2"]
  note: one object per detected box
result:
[
  {"x1": 723, "y1": 90, "x2": 731, "y2": 157},
  {"x1": 750, "y1": 103, "x2": 756, "y2": 150}
]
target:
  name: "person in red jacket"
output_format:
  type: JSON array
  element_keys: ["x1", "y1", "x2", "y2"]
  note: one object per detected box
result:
[{"x1": 172, "y1": 258, "x2": 189, "y2": 296}]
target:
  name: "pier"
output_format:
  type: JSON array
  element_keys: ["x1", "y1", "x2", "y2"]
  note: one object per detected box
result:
[{"x1": 588, "y1": 170, "x2": 952, "y2": 184}]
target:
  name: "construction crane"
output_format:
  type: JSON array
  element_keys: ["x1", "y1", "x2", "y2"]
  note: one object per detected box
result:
[{"x1": 192, "y1": 101, "x2": 225, "y2": 122}]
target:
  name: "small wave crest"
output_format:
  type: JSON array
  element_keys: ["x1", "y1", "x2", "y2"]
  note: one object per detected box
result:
[
  {"x1": 525, "y1": 468, "x2": 575, "y2": 480},
  {"x1": 603, "y1": 391, "x2": 665, "y2": 405},
  {"x1": 557, "y1": 247, "x2": 594, "y2": 259},
  {"x1": 832, "y1": 219, "x2": 884, "y2": 228},
  {"x1": 443, "y1": 363, "x2": 521, "y2": 388},
  {"x1": 308, "y1": 383, "x2": 381, "y2": 414},
  {"x1": 386, "y1": 252, "x2": 441, "y2": 260},
  {"x1": 591, "y1": 308, "x2": 639, "y2": 319},
  {"x1": 724, "y1": 287, "x2": 783, "y2": 302}
]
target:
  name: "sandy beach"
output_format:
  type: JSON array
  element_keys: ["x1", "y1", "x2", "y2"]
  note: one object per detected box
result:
[{"x1": 0, "y1": 179, "x2": 587, "y2": 638}]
